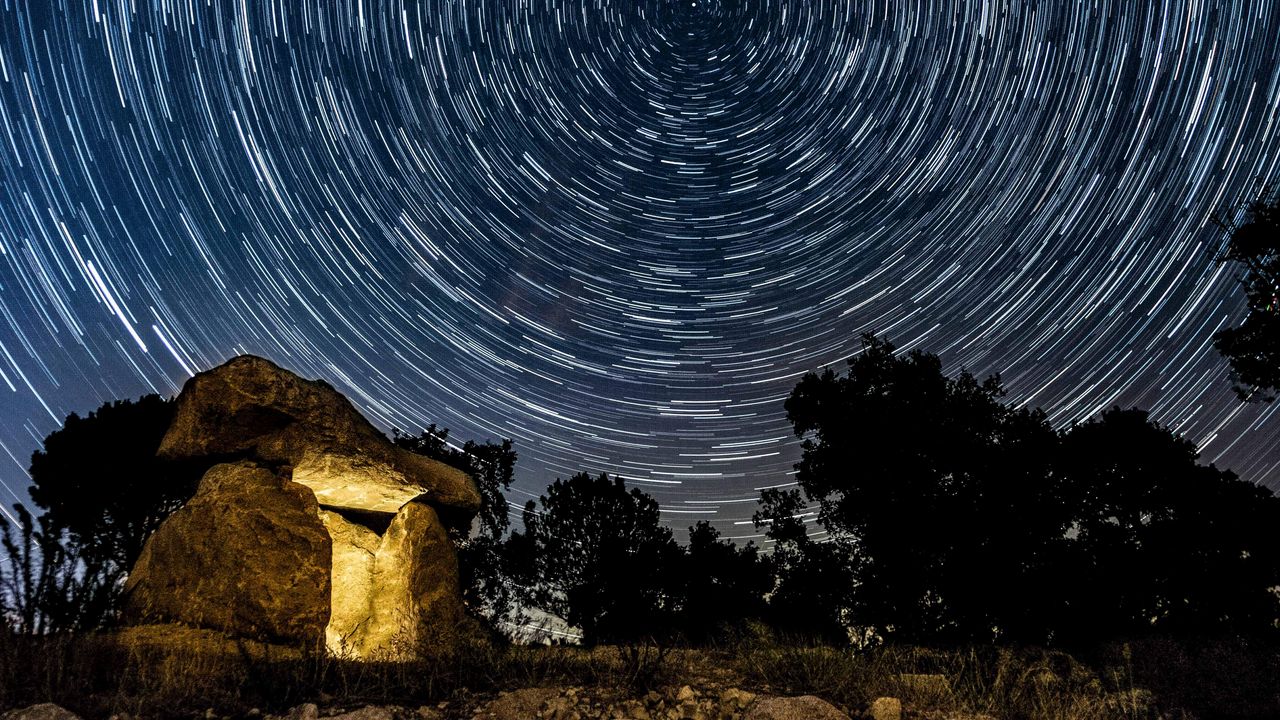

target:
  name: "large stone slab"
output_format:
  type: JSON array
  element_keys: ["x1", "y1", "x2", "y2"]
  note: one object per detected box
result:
[
  {"x1": 157, "y1": 355, "x2": 479, "y2": 515},
  {"x1": 122, "y1": 462, "x2": 331, "y2": 646}
]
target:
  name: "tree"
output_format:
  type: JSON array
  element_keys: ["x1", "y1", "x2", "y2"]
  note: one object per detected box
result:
[
  {"x1": 1056, "y1": 408, "x2": 1280, "y2": 644},
  {"x1": 776, "y1": 332, "x2": 1280, "y2": 648},
  {"x1": 518, "y1": 472, "x2": 684, "y2": 645},
  {"x1": 1214, "y1": 186, "x2": 1280, "y2": 400},
  {"x1": 780, "y1": 334, "x2": 1070, "y2": 645},
  {"x1": 677, "y1": 521, "x2": 771, "y2": 643},
  {"x1": 18, "y1": 394, "x2": 198, "y2": 629},
  {"x1": 393, "y1": 425, "x2": 524, "y2": 637},
  {"x1": 752, "y1": 488, "x2": 856, "y2": 645}
]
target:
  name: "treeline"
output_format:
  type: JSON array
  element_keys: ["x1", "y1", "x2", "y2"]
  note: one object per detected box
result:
[
  {"x1": 5, "y1": 334, "x2": 1278, "y2": 653},
  {"x1": 402, "y1": 335, "x2": 1280, "y2": 650}
]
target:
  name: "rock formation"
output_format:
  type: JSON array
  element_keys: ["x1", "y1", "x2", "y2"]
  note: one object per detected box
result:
[
  {"x1": 123, "y1": 355, "x2": 479, "y2": 659},
  {"x1": 123, "y1": 462, "x2": 331, "y2": 645}
]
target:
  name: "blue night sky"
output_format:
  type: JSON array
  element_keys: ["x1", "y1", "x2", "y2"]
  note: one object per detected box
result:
[{"x1": 2, "y1": 1, "x2": 1279, "y2": 539}]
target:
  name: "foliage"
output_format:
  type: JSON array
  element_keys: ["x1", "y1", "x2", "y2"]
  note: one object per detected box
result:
[
  {"x1": 393, "y1": 425, "x2": 524, "y2": 637},
  {"x1": 28, "y1": 395, "x2": 191, "y2": 576},
  {"x1": 1056, "y1": 408, "x2": 1280, "y2": 644},
  {"x1": 518, "y1": 472, "x2": 684, "y2": 646},
  {"x1": 781, "y1": 334, "x2": 1068, "y2": 645},
  {"x1": 3, "y1": 395, "x2": 196, "y2": 631},
  {"x1": 0, "y1": 504, "x2": 123, "y2": 634},
  {"x1": 777, "y1": 333, "x2": 1280, "y2": 647},
  {"x1": 677, "y1": 521, "x2": 771, "y2": 643},
  {"x1": 1213, "y1": 186, "x2": 1280, "y2": 400},
  {"x1": 7, "y1": 631, "x2": 1266, "y2": 720},
  {"x1": 752, "y1": 488, "x2": 856, "y2": 645}
]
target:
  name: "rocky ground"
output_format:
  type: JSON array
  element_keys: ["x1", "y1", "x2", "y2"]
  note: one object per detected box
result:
[{"x1": 1, "y1": 685, "x2": 999, "y2": 720}]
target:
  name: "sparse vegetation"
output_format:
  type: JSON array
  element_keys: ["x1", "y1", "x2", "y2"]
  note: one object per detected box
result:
[
  {"x1": 4, "y1": 337, "x2": 1280, "y2": 717},
  {"x1": 1, "y1": 630, "x2": 1276, "y2": 719}
]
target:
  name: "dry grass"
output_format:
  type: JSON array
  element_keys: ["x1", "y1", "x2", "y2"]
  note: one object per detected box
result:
[{"x1": 1, "y1": 629, "x2": 1275, "y2": 719}]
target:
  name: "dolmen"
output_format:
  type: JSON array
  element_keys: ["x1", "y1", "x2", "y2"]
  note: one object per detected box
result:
[{"x1": 122, "y1": 355, "x2": 480, "y2": 659}]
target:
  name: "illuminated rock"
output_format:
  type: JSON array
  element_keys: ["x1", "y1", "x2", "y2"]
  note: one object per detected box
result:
[
  {"x1": 365, "y1": 500, "x2": 463, "y2": 656},
  {"x1": 122, "y1": 462, "x2": 331, "y2": 646},
  {"x1": 319, "y1": 509, "x2": 380, "y2": 654},
  {"x1": 320, "y1": 502, "x2": 462, "y2": 658},
  {"x1": 126, "y1": 355, "x2": 481, "y2": 659},
  {"x1": 157, "y1": 354, "x2": 480, "y2": 516}
]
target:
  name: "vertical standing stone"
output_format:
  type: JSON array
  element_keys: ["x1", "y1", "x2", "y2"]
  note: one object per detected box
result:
[
  {"x1": 367, "y1": 501, "x2": 464, "y2": 658},
  {"x1": 319, "y1": 509, "x2": 380, "y2": 655},
  {"x1": 123, "y1": 462, "x2": 331, "y2": 647}
]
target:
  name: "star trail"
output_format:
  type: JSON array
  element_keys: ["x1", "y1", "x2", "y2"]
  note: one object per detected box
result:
[{"x1": 2, "y1": 0, "x2": 1280, "y2": 539}]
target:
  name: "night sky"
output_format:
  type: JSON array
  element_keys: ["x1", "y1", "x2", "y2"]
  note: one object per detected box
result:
[{"x1": 2, "y1": 1, "x2": 1279, "y2": 540}]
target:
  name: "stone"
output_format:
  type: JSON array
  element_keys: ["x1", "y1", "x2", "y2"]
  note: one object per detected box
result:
[
  {"x1": 320, "y1": 509, "x2": 380, "y2": 655},
  {"x1": 123, "y1": 462, "x2": 330, "y2": 646},
  {"x1": 322, "y1": 708, "x2": 396, "y2": 720},
  {"x1": 719, "y1": 688, "x2": 756, "y2": 709},
  {"x1": 321, "y1": 502, "x2": 462, "y2": 658},
  {"x1": 157, "y1": 355, "x2": 479, "y2": 516},
  {"x1": 272, "y1": 706, "x2": 318, "y2": 720},
  {"x1": 367, "y1": 501, "x2": 462, "y2": 655},
  {"x1": 869, "y1": 697, "x2": 902, "y2": 720},
  {"x1": 744, "y1": 695, "x2": 849, "y2": 720},
  {"x1": 0, "y1": 705, "x2": 81, "y2": 720},
  {"x1": 474, "y1": 688, "x2": 561, "y2": 719},
  {"x1": 125, "y1": 355, "x2": 481, "y2": 659}
]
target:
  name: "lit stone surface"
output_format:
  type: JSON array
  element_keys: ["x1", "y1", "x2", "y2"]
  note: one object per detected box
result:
[
  {"x1": 126, "y1": 356, "x2": 478, "y2": 659},
  {"x1": 158, "y1": 355, "x2": 480, "y2": 516},
  {"x1": 295, "y1": 453, "x2": 429, "y2": 514},
  {"x1": 319, "y1": 509, "x2": 380, "y2": 655},
  {"x1": 319, "y1": 501, "x2": 462, "y2": 659},
  {"x1": 123, "y1": 462, "x2": 331, "y2": 646},
  {"x1": 366, "y1": 501, "x2": 463, "y2": 658}
]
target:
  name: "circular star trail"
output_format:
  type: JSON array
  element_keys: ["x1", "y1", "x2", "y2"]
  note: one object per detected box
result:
[{"x1": 2, "y1": 1, "x2": 1279, "y2": 539}]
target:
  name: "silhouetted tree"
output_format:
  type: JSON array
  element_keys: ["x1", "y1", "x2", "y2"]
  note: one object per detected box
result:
[
  {"x1": 677, "y1": 521, "x2": 771, "y2": 643},
  {"x1": 29, "y1": 395, "x2": 190, "y2": 574},
  {"x1": 1214, "y1": 186, "x2": 1280, "y2": 400},
  {"x1": 13, "y1": 395, "x2": 197, "y2": 629},
  {"x1": 1056, "y1": 408, "x2": 1280, "y2": 644},
  {"x1": 393, "y1": 425, "x2": 524, "y2": 637},
  {"x1": 518, "y1": 472, "x2": 683, "y2": 645},
  {"x1": 780, "y1": 334, "x2": 1072, "y2": 645},
  {"x1": 752, "y1": 488, "x2": 856, "y2": 645}
]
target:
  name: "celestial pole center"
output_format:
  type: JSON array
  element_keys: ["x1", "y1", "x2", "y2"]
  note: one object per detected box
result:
[{"x1": 1, "y1": 1, "x2": 1278, "y2": 537}]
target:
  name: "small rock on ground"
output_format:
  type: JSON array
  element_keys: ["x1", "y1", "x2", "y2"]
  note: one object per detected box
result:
[
  {"x1": 0, "y1": 705, "x2": 81, "y2": 720},
  {"x1": 869, "y1": 697, "x2": 902, "y2": 720},
  {"x1": 745, "y1": 695, "x2": 850, "y2": 720},
  {"x1": 323, "y1": 708, "x2": 397, "y2": 720},
  {"x1": 473, "y1": 688, "x2": 563, "y2": 719}
]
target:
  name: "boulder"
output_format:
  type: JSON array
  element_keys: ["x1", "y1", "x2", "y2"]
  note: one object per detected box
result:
[
  {"x1": 367, "y1": 501, "x2": 462, "y2": 657},
  {"x1": 157, "y1": 355, "x2": 479, "y2": 516},
  {"x1": 869, "y1": 697, "x2": 902, "y2": 720},
  {"x1": 123, "y1": 462, "x2": 331, "y2": 646},
  {"x1": 745, "y1": 695, "x2": 850, "y2": 720},
  {"x1": 321, "y1": 502, "x2": 462, "y2": 658},
  {"x1": 0, "y1": 705, "x2": 81, "y2": 720},
  {"x1": 474, "y1": 688, "x2": 561, "y2": 719}
]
